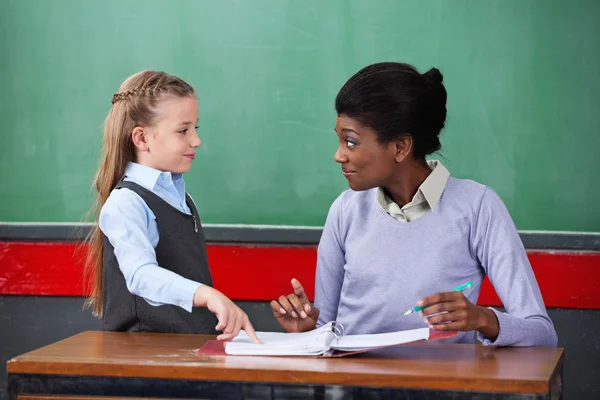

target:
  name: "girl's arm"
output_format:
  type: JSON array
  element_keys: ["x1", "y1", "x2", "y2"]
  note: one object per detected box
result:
[{"x1": 100, "y1": 188, "x2": 201, "y2": 311}]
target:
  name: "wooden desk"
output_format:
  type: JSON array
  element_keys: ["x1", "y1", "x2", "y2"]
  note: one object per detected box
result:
[{"x1": 7, "y1": 331, "x2": 563, "y2": 400}]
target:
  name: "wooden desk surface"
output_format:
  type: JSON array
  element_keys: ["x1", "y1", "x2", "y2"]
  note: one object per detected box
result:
[{"x1": 7, "y1": 331, "x2": 563, "y2": 395}]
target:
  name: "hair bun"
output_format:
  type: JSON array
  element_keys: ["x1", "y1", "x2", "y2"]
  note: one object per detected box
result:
[{"x1": 423, "y1": 67, "x2": 444, "y2": 85}]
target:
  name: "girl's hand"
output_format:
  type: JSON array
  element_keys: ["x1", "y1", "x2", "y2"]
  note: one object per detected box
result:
[{"x1": 194, "y1": 286, "x2": 261, "y2": 343}]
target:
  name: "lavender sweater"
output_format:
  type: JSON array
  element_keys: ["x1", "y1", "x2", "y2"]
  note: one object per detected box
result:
[{"x1": 314, "y1": 177, "x2": 557, "y2": 347}]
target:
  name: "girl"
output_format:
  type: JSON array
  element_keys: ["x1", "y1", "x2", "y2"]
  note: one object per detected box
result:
[
  {"x1": 85, "y1": 70, "x2": 259, "y2": 343},
  {"x1": 271, "y1": 62, "x2": 557, "y2": 347}
]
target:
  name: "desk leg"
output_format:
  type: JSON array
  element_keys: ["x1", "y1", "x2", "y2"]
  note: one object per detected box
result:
[
  {"x1": 7, "y1": 373, "x2": 21, "y2": 400},
  {"x1": 549, "y1": 359, "x2": 563, "y2": 400}
]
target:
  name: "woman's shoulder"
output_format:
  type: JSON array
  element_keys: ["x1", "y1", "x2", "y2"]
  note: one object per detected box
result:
[
  {"x1": 330, "y1": 187, "x2": 377, "y2": 209},
  {"x1": 443, "y1": 177, "x2": 509, "y2": 218},
  {"x1": 443, "y1": 177, "x2": 492, "y2": 204},
  {"x1": 446, "y1": 176, "x2": 489, "y2": 193},
  {"x1": 325, "y1": 188, "x2": 378, "y2": 225}
]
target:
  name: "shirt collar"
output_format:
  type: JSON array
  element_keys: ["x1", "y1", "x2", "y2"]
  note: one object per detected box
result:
[
  {"x1": 124, "y1": 162, "x2": 183, "y2": 191},
  {"x1": 376, "y1": 160, "x2": 450, "y2": 211},
  {"x1": 419, "y1": 160, "x2": 450, "y2": 210}
]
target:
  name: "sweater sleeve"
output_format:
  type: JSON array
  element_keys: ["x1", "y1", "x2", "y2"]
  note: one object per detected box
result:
[
  {"x1": 314, "y1": 194, "x2": 347, "y2": 328},
  {"x1": 473, "y1": 188, "x2": 558, "y2": 347}
]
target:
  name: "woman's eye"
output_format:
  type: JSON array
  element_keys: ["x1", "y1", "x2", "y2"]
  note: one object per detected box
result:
[
  {"x1": 346, "y1": 140, "x2": 356, "y2": 148},
  {"x1": 179, "y1": 129, "x2": 188, "y2": 134}
]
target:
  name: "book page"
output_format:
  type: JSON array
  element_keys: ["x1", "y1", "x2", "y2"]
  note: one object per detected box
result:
[
  {"x1": 224, "y1": 325, "x2": 335, "y2": 356},
  {"x1": 332, "y1": 327, "x2": 430, "y2": 351}
]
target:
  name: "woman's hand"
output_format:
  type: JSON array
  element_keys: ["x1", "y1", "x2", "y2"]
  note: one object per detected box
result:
[
  {"x1": 418, "y1": 291, "x2": 499, "y2": 340},
  {"x1": 270, "y1": 278, "x2": 320, "y2": 333}
]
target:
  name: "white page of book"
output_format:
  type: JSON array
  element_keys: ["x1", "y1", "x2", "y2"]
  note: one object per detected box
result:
[
  {"x1": 331, "y1": 327, "x2": 430, "y2": 351},
  {"x1": 225, "y1": 326, "x2": 334, "y2": 355}
]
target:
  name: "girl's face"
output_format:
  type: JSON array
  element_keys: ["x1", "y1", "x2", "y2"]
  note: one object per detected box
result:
[
  {"x1": 333, "y1": 114, "x2": 398, "y2": 191},
  {"x1": 141, "y1": 96, "x2": 200, "y2": 174}
]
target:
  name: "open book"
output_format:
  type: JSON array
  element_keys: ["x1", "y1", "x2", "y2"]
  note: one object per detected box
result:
[{"x1": 199, "y1": 322, "x2": 457, "y2": 357}]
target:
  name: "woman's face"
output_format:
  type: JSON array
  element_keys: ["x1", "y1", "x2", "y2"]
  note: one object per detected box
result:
[{"x1": 333, "y1": 114, "x2": 399, "y2": 191}]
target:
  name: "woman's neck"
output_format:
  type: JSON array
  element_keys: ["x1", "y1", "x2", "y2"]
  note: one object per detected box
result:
[{"x1": 383, "y1": 160, "x2": 432, "y2": 207}]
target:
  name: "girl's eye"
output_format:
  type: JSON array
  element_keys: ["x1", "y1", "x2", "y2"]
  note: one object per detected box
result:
[
  {"x1": 179, "y1": 126, "x2": 198, "y2": 134},
  {"x1": 346, "y1": 139, "x2": 357, "y2": 148}
]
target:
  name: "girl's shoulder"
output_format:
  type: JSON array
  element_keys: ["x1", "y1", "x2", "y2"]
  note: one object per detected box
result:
[{"x1": 100, "y1": 187, "x2": 151, "y2": 220}]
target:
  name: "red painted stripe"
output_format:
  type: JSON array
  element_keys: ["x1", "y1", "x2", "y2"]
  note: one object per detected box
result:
[{"x1": 0, "y1": 241, "x2": 598, "y2": 309}]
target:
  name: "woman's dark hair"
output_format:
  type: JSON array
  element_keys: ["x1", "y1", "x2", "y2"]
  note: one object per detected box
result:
[{"x1": 335, "y1": 62, "x2": 447, "y2": 160}]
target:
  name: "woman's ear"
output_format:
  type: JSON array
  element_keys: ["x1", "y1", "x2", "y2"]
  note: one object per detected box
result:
[
  {"x1": 395, "y1": 135, "x2": 413, "y2": 163},
  {"x1": 131, "y1": 127, "x2": 149, "y2": 152}
]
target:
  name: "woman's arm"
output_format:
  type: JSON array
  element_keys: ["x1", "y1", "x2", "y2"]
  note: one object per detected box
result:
[
  {"x1": 314, "y1": 194, "x2": 347, "y2": 327},
  {"x1": 472, "y1": 188, "x2": 558, "y2": 347}
]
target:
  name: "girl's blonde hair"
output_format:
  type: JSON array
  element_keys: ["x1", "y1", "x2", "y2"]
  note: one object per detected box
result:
[{"x1": 85, "y1": 70, "x2": 195, "y2": 316}]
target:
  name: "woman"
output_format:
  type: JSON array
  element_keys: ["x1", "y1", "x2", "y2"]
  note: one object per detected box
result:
[{"x1": 271, "y1": 62, "x2": 557, "y2": 346}]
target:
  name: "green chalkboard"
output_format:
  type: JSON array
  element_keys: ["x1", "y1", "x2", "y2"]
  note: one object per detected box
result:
[{"x1": 1, "y1": 0, "x2": 599, "y2": 231}]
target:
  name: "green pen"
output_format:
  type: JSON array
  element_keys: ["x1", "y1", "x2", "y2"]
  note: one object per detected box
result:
[{"x1": 402, "y1": 281, "x2": 474, "y2": 316}]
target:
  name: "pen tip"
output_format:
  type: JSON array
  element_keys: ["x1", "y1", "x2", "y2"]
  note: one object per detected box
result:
[{"x1": 403, "y1": 310, "x2": 412, "y2": 315}]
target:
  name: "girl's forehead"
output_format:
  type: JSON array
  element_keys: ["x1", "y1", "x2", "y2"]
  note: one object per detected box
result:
[{"x1": 156, "y1": 96, "x2": 198, "y2": 122}]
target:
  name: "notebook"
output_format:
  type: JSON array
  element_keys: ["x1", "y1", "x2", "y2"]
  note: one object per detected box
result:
[{"x1": 198, "y1": 322, "x2": 457, "y2": 357}]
